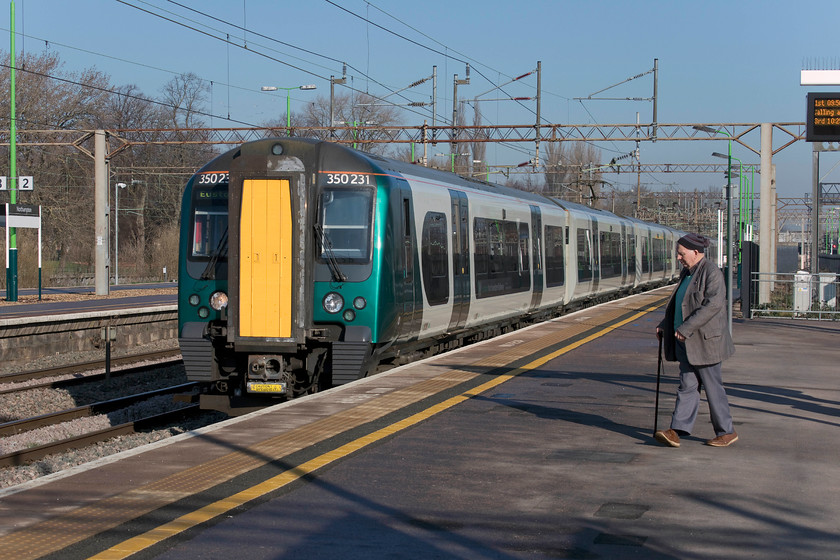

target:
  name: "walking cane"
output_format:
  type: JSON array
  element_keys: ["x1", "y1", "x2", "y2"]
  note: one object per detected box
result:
[{"x1": 653, "y1": 336, "x2": 663, "y2": 436}]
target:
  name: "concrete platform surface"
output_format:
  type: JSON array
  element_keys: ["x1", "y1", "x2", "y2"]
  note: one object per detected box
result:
[{"x1": 155, "y1": 315, "x2": 840, "y2": 560}]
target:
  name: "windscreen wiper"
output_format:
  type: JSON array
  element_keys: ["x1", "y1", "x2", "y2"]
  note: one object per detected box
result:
[
  {"x1": 314, "y1": 223, "x2": 347, "y2": 282},
  {"x1": 200, "y1": 227, "x2": 228, "y2": 280}
]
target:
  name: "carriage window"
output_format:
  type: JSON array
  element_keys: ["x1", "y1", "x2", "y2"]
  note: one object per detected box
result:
[
  {"x1": 545, "y1": 225, "x2": 565, "y2": 287},
  {"x1": 652, "y1": 237, "x2": 666, "y2": 272},
  {"x1": 318, "y1": 188, "x2": 374, "y2": 263},
  {"x1": 599, "y1": 231, "x2": 622, "y2": 279},
  {"x1": 473, "y1": 217, "x2": 530, "y2": 298},
  {"x1": 421, "y1": 212, "x2": 449, "y2": 305},
  {"x1": 192, "y1": 209, "x2": 228, "y2": 259}
]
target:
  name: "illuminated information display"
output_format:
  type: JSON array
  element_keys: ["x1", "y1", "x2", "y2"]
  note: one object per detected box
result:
[{"x1": 806, "y1": 92, "x2": 840, "y2": 142}]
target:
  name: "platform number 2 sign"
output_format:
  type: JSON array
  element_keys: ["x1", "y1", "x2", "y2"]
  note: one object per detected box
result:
[{"x1": 0, "y1": 176, "x2": 34, "y2": 190}]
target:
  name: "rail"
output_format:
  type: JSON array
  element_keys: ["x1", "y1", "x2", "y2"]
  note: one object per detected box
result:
[
  {"x1": 0, "y1": 350, "x2": 182, "y2": 390},
  {"x1": 0, "y1": 382, "x2": 197, "y2": 437},
  {"x1": 0, "y1": 405, "x2": 201, "y2": 468}
]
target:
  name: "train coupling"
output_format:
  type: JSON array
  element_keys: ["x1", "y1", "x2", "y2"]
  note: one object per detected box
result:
[{"x1": 246, "y1": 355, "x2": 292, "y2": 395}]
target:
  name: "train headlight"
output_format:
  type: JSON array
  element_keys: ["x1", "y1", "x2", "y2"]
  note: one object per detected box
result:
[
  {"x1": 353, "y1": 296, "x2": 366, "y2": 310},
  {"x1": 323, "y1": 292, "x2": 344, "y2": 314},
  {"x1": 343, "y1": 309, "x2": 356, "y2": 322},
  {"x1": 198, "y1": 307, "x2": 210, "y2": 319},
  {"x1": 189, "y1": 294, "x2": 200, "y2": 306},
  {"x1": 209, "y1": 291, "x2": 229, "y2": 311}
]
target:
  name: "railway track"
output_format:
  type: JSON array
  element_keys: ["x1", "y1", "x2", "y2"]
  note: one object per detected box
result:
[
  {"x1": 0, "y1": 349, "x2": 183, "y2": 389},
  {"x1": 0, "y1": 351, "x2": 218, "y2": 475},
  {"x1": 0, "y1": 383, "x2": 198, "y2": 438},
  {"x1": 0, "y1": 404, "x2": 202, "y2": 468}
]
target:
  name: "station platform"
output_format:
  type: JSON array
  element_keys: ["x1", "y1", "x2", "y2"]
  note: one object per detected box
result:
[{"x1": 0, "y1": 288, "x2": 838, "y2": 559}]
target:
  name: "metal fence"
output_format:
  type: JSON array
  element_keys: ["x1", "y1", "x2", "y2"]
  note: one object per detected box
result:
[{"x1": 749, "y1": 271, "x2": 839, "y2": 320}]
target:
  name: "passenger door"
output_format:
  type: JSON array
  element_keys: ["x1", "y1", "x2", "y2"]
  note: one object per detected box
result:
[
  {"x1": 398, "y1": 182, "x2": 420, "y2": 337},
  {"x1": 448, "y1": 190, "x2": 470, "y2": 331},
  {"x1": 529, "y1": 205, "x2": 544, "y2": 310}
]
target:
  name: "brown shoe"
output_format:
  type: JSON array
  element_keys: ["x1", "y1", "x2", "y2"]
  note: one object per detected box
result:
[
  {"x1": 654, "y1": 429, "x2": 680, "y2": 448},
  {"x1": 706, "y1": 432, "x2": 739, "y2": 447}
]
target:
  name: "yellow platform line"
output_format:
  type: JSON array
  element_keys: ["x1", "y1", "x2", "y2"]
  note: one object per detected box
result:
[{"x1": 90, "y1": 300, "x2": 663, "y2": 560}]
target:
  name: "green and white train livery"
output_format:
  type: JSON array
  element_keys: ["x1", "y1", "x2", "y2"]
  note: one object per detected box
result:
[{"x1": 178, "y1": 138, "x2": 683, "y2": 414}]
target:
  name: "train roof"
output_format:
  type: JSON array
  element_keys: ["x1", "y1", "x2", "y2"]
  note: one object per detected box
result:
[
  {"x1": 346, "y1": 146, "x2": 687, "y2": 235},
  {"x1": 358, "y1": 148, "x2": 558, "y2": 206},
  {"x1": 201, "y1": 139, "x2": 685, "y2": 238}
]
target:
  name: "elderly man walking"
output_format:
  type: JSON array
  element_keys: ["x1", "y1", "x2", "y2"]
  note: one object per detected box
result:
[{"x1": 655, "y1": 233, "x2": 738, "y2": 448}]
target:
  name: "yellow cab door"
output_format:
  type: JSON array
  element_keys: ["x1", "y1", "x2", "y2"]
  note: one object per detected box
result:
[{"x1": 238, "y1": 179, "x2": 293, "y2": 338}]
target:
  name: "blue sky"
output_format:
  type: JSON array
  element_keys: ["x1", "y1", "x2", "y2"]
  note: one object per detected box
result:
[{"x1": 8, "y1": 0, "x2": 840, "y2": 197}]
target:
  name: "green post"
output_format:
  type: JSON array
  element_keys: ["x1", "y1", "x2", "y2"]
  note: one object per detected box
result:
[
  {"x1": 285, "y1": 89, "x2": 291, "y2": 135},
  {"x1": 260, "y1": 84, "x2": 315, "y2": 137},
  {"x1": 7, "y1": 0, "x2": 18, "y2": 301},
  {"x1": 750, "y1": 165, "x2": 756, "y2": 226},
  {"x1": 729, "y1": 155, "x2": 745, "y2": 252}
]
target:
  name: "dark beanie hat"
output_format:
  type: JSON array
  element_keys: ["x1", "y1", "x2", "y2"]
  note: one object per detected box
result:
[{"x1": 678, "y1": 233, "x2": 710, "y2": 252}]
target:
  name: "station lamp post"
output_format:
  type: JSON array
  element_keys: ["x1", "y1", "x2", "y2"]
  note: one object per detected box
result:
[
  {"x1": 714, "y1": 152, "x2": 742, "y2": 245},
  {"x1": 472, "y1": 159, "x2": 490, "y2": 181},
  {"x1": 714, "y1": 153, "x2": 755, "y2": 245},
  {"x1": 696, "y1": 125, "x2": 734, "y2": 334},
  {"x1": 114, "y1": 182, "x2": 127, "y2": 285},
  {"x1": 435, "y1": 152, "x2": 470, "y2": 173},
  {"x1": 260, "y1": 84, "x2": 317, "y2": 134}
]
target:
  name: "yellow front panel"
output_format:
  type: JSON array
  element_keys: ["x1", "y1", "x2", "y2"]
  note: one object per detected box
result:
[{"x1": 239, "y1": 179, "x2": 293, "y2": 338}]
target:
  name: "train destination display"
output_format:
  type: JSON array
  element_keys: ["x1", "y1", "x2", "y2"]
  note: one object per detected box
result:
[{"x1": 806, "y1": 92, "x2": 840, "y2": 142}]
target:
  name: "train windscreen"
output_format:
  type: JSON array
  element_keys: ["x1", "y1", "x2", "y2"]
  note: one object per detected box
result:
[
  {"x1": 317, "y1": 188, "x2": 374, "y2": 263},
  {"x1": 192, "y1": 208, "x2": 228, "y2": 259}
]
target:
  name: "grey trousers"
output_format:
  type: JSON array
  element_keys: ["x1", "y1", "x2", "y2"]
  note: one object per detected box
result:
[{"x1": 671, "y1": 340, "x2": 734, "y2": 437}]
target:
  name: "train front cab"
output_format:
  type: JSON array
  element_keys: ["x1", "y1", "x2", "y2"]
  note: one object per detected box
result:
[
  {"x1": 189, "y1": 142, "x2": 315, "y2": 413},
  {"x1": 227, "y1": 142, "x2": 394, "y2": 405},
  {"x1": 180, "y1": 140, "x2": 391, "y2": 414}
]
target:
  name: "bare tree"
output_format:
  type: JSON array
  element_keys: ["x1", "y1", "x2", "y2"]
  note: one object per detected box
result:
[
  {"x1": 0, "y1": 51, "x2": 113, "y2": 284},
  {"x1": 102, "y1": 84, "x2": 164, "y2": 129},
  {"x1": 0, "y1": 54, "x2": 221, "y2": 285},
  {"x1": 0, "y1": 51, "x2": 111, "y2": 131},
  {"x1": 542, "y1": 142, "x2": 602, "y2": 204},
  {"x1": 160, "y1": 72, "x2": 208, "y2": 129},
  {"x1": 444, "y1": 100, "x2": 470, "y2": 175},
  {"x1": 300, "y1": 92, "x2": 401, "y2": 154},
  {"x1": 117, "y1": 74, "x2": 214, "y2": 273},
  {"x1": 470, "y1": 101, "x2": 488, "y2": 180},
  {"x1": 505, "y1": 172, "x2": 542, "y2": 193}
]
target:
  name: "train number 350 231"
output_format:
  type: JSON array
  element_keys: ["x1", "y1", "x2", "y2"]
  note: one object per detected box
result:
[
  {"x1": 197, "y1": 172, "x2": 230, "y2": 185},
  {"x1": 324, "y1": 173, "x2": 373, "y2": 186}
]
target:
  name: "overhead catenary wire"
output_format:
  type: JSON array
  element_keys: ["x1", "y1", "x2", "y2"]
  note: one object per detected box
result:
[
  {"x1": 113, "y1": 0, "x2": 436, "y2": 123},
  {"x1": 11, "y1": 1, "x2": 580, "y2": 169},
  {"x1": 25, "y1": 0, "x2": 544, "y2": 150}
]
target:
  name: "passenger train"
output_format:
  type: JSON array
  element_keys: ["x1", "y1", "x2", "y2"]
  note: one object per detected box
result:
[{"x1": 178, "y1": 138, "x2": 684, "y2": 414}]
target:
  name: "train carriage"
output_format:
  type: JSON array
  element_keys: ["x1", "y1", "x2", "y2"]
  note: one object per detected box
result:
[{"x1": 179, "y1": 138, "x2": 684, "y2": 414}]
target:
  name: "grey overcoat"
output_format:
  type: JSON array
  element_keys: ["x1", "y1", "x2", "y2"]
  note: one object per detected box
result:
[{"x1": 658, "y1": 257, "x2": 735, "y2": 366}]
